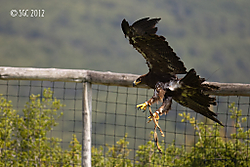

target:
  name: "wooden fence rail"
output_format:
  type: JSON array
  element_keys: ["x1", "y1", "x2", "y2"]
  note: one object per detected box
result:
[{"x1": 0, "y1": 66, "x2": 250, "y2": 96}]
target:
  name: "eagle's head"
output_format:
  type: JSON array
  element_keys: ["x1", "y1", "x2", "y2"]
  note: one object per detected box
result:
[
  {"x1": 133, "y1": 77, "x2": 142, "y2": 87},
  {"x1": 133, "y1": 73, "x2": 155, "y2": 88}
]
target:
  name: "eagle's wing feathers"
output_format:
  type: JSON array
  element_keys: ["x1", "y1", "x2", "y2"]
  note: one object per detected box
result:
[
  {"x1": 131, "y1": 17, "x2": 160, "y2": 35},
  {"x1": 133, "y1": 35, "x2": 186, "y2": 75},
  {"x1": 122, "y1": 17, "x2": 187, "y2": 75}
]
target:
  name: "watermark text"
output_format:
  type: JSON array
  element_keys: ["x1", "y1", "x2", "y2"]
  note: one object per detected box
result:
[{"x1": 10, "y1": 9, "x2": 45, "y2": 18}]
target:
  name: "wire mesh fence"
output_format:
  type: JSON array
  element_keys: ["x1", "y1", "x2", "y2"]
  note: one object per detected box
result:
[
  {"x1": 1, "y1": 67, "x2": 250, "y2": 166},
  {"x1": 91, "y1": 84, "x2": 250, "y2": 165},
  {"x1": 0, "y1": 80, "x2": 84, "y2": 166}
]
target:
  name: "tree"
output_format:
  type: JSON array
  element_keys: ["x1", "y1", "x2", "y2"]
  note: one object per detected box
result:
[{"x1": 0, "y1": 88, "x2": 81, "y2": 166}]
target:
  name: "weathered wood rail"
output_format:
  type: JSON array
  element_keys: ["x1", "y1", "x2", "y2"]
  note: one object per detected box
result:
[{"x1": 0, "y1": 66, "x2": 250, "y2": 96}]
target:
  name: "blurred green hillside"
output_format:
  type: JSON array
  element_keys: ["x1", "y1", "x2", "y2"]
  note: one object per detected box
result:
[{"x1": 1, "y1": 0, "x2": 250, "y2": 83}]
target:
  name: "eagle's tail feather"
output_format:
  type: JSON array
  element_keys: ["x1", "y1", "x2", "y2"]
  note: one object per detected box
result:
[
  {"x1": 180, "y1": 68, "x2": 204, "y2": 87},
  {"x1": 190, "y1": 93, "x2": 217, "y2": 108},
  {"x1": 187, "y1": 98, "x2": 223, "y2": 126},
  {"x1": 181, "y1": 69, "x2": 220, "y2": 92},
  {"x1": 180, "y1": 68, "x2": 219, "y2": 107}
]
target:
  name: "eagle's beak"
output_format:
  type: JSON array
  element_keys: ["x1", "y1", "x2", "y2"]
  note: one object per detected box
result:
[{"x1": 133, "y1": 80, "x2": 141, "y2": 87}]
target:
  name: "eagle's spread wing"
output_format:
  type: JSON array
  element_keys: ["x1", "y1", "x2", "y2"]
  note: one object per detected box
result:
[
  {"x1": 122, "y1": 17, "x2": 187, "y2": 76},
  {"x1": 172, "y1": 69, "x2": 223, "y2": 126}
]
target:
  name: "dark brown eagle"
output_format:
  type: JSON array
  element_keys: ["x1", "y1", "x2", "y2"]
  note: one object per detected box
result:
[
  {"x1": 121, "y1": 17, "x2": 223, "y2": 126},
  {"x1": 122, "y1": 17, "x2": 187, "y2": 88}
]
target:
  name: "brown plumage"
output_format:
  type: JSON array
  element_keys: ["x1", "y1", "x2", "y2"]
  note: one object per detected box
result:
[
  {"x1": 167, "y1": 69, "x2": 222, "y2": 126},
  {"x1": 121, "y1": 17, "x2": 223, "y2": 152},
  {"x1": 144, "y1": 69, "x2": 222, "y2": 126},
  {"x1": 122, "y1": 17, "x2": 187, "y2": 88},
  {"x1": 121, "y1": 17, "x2": 222, "y2": 125}
]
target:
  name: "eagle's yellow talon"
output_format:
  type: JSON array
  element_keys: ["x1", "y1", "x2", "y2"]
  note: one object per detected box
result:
[
  {"x1": 147, "y1": 112, "x2": 159, "y2": 123},
  {"x1": 136, "y1": 102, "x2": 148, "y2": 110}
]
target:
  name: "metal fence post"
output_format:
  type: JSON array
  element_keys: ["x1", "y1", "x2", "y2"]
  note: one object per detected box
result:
[{"x1": 82, "y1": 82, "x2": 92, "y2": 167}]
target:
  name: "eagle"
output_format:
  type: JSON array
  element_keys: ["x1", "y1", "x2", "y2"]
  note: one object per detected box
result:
[
  {"x1": 122, "y1": 17, "x2": 187, "y2": 89},
  {"x1": 121, "y1": 17, "x2": 223, "y2": 126}
]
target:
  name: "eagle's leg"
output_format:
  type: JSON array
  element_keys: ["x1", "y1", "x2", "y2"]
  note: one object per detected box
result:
[
  {"x1": 148, "y1": 96, "x2": 172, "y2": 124},
  {"x1": 136, "y1": 97, "x2": 159, "y2": 110},
  {"x1": 137, "y1": 87, "x2": 163, "y2": 110},
  {"x1": 148, "y1": 104, "x2": 166, "y2": 122},
  {"x1": 148, "y1": 110, "x2": 160, "y2": 122}
]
